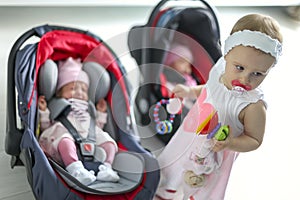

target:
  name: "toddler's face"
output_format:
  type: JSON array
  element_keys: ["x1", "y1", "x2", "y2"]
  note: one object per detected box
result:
[
  {"x1": 171, "y1": 57, "x2": 192, "y2": 75},
  {"x1": 223, "y1": 45, "x2": 275, "y2": 91},
  {"x1": 59, "y1": 81, "x2": 89, "y2": 101}
]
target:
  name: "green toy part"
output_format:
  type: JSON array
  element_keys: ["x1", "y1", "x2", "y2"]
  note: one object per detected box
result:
[{"x1": 214, "y1": 125, "x2": 229, "y2": 141}]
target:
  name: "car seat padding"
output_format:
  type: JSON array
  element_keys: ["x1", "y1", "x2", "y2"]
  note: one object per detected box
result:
[
  {"x1": 38, "y1": 59, "x2": 58, "y2": 101},
  {"x1": 38, "y1": 59, "x2": 111, "y2": 104},
  {"x1": 47, "y1": 97, "x2": 71, "y2": 121},
  {"x1": 50, "y1": 151, "x2": 144, "y2": 194},
  {"x1": 82, "y1": 61, "x2": 111, "y2": 104}
]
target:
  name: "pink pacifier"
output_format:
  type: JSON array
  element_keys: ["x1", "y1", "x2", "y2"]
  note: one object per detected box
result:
[
  {"x1": 231, "y1": 80, "x2": 252, "y2": 91},
  {"x1": 231, "y1": 80, "x2": 252, "y2": 96}
]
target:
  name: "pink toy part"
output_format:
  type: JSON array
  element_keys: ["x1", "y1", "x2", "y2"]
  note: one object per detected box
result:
[
  {"x1": 183, "y1": 88, "x2": 218, "y2": 134},
  {"x1": 199, "y1": 112, "x2": 219, "y2": 135},
  {"x1": 195, "y1": 106, "x2": 216, "y2": 135}
]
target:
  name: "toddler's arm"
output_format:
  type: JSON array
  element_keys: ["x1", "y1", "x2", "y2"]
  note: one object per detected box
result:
[{"x1": 213, "y1": 100, "x2": 266, "y2": 153}]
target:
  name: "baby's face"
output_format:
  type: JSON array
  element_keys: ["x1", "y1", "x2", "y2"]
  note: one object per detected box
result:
[
  {"x1": 171, "y1": 57, "x2": 192, "y2": 75},
  {"x1": 59, "y1": 81, "x2": 89, "y2": 101},
  {"x1": 223, "y1": 45, "x2": 275, "y2": 91}
]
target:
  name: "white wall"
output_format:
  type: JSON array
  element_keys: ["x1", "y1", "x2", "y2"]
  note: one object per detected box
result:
[{"x1": 0, "y1": 6, "x2": 152, "y2": 93}]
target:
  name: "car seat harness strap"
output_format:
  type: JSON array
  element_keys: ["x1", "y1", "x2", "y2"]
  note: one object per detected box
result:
[{"x1": 56, "y1": 101, "x2": 97, "y2": 162}]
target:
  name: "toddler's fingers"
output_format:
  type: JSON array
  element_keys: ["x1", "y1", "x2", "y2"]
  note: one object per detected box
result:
[{"x1": 172, "y1": 84, "x2": 189, "y2": 98}]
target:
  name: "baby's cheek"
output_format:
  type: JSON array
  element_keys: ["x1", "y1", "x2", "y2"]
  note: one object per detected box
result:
[{"x1": 83, "y1": 94, "x2": 89, "y2": 101}]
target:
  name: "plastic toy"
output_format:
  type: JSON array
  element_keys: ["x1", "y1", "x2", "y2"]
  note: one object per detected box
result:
[
  {"x1": 212, "y1": 124, "x2": 229, "y2": 141},
  {"x1": 154, "y1": 97, "x2": 229, "y2": 139},
  {"x1": 195, "y1": 106, "x2": 229, "y2": 141},
  {"x1": 156, "y1": 88, "x2": 230, "y2": 200},
  {"x1": 154, "y1": 99, "x2": 175, "y2": 134}
]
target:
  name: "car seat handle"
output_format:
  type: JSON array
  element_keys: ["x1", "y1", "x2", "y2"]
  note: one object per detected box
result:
[{"x1": 147, "y1": 0, "x2": 220, "y2": 38}]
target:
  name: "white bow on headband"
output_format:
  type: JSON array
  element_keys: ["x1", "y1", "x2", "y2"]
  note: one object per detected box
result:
[{"x1": 224, "y1": 30, "x2": 282, "y2": 63}]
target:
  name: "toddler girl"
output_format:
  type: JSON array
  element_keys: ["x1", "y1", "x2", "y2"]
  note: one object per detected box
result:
[{"x1": 156, "y1": 13, "x2": 283, "y2": 200}]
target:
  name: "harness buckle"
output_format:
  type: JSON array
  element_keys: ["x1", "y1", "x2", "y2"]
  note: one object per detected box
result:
[{"x1": 79, "y1": 142, "x2": 95, "y2": 157}]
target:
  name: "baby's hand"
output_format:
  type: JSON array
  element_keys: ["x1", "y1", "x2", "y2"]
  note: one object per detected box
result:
[
  {"x1": 38, "y1": 96, "x2": 47, "y2": 111},
  {"x1": 96, "y1": 98, "x2": 107, "y2": 112}
]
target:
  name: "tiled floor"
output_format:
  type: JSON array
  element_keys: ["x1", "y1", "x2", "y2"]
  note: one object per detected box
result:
[{"x1": 1, "y1": 4, "x2": 299, "y2": 200}]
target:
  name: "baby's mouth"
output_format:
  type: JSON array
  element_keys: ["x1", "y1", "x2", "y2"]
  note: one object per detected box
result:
[{"x1": 231, "y1": 80, "x2": 252, "y2": 91}]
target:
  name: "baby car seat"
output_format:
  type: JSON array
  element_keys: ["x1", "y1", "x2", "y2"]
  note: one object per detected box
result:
[
  {"x1": 38, "y1": 58, "x2": 145, "y2": 194},
  {"x1": 5, "y1": 24, "x2": 160, "y2": 200}
]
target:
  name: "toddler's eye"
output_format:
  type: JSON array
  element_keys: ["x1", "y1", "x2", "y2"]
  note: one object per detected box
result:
[
  {"x1": 252, "y1": 72, "x2": 263, "y2": 77},
  {"x1": 235, "y1": 65, "x2": 244, "y2": 71}
]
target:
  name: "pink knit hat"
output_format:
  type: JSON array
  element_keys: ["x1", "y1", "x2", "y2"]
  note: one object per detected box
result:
[
  {"x1": 164, "y1": 43, "x2": 193, "y2": 66},
  {"x1": 56, "y1": 57, "x2": 89, "y2": 92}
]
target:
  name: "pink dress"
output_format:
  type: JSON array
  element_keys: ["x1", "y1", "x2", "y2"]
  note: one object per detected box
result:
[{"x1": 156, "y1": 57, "x2": 265, "y2": 199}]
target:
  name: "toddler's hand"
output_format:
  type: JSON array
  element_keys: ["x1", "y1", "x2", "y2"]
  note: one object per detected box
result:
[
  {"x1": 96, "y1": 98, "x2": 107, "y2": 112},
  {"x1": 172, "y1": 84, "x2": 196, "y2": 99},
  {"x1": 38, "y1": 96, "x2": 47, "y2": 111},
  {"x1": 212, "y1": 134, "x2": 231, "y2": 152},
  {"x1": 212, "y1": 125, "x2": 230, "y2": 152},
  {"x1": 212, "y1": 139, "x2": 227, "y2": 152}
]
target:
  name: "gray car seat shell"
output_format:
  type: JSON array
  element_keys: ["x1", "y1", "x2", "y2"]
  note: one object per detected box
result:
[{"x1": 5, "y1": 24, "x2": 160, "y2": 200}]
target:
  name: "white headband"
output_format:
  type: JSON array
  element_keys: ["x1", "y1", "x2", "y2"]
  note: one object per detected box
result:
[{"x1": 224, "y1": 30, "x2": 282, "y2": 63}]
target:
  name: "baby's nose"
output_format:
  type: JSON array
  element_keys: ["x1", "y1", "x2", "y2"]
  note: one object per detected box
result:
[{"x1": 75, "y1": 89, "x2": 83, "y2": 96}]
